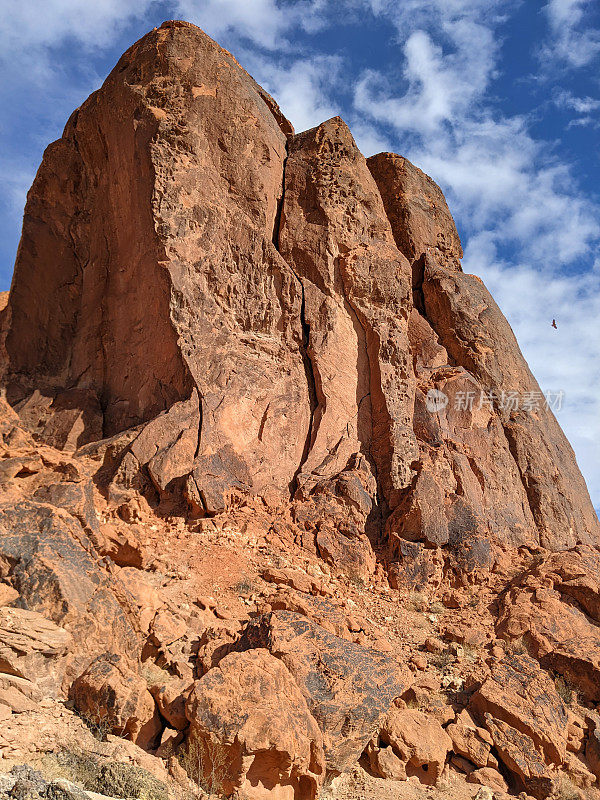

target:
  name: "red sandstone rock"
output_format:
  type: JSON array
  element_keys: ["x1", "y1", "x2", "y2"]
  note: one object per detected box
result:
[
  {"x1": 496, "y1": 548, "x2": 600, "y2": 701},
  {"x1": 5, "y1": 21, "x2": 307, "y2": 514},
  {"x1": 367, "y1": 707, "x2": 451, "y2": 786},
  {"x1": 185, "y1": 648, "x2": 325, "y2": 799},
  {"x1": 0, "y1": 608, "x2": 72, "y2": 697},
  {"x1": 467, "y1": 767, "x2": 508, "y2": 793},
  {"x1": 0, "y1": 18, "x2": 599, "y2": 799},
  {"x1": 482, "y1": 714, "x2": 557, "y2": 799},
  {"x1": 469, "y1": 654, "x2": 568, "y2": 765},
  {"x1": 236, "y1": 610, "x2": 405, "y2": 774},
  {"x1": 447, "y1": 710, "x2": 493, "y2": 769},
  {"x1": 0, "y1": 501, "x2": 139, "y2": 686},
  {"x1": 70, "y1": 654, "x2": 162, "y2": 749}
]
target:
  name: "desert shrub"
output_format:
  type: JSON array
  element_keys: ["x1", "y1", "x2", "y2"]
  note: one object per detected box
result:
[
  {"x1": 430, "y1": 651, "x2": 454, "y2": 671},
  {"x1": 179, "y1": 737, "x2": 228, "y2": 799},
  {"x1": 72, "y1": 707, "x2": 117, "y2": 742},
  {"x1": 507, "y1": 636, "x2": 528, "y2": 655},
  {"x1": 407, "y1": 591, "x2": 427, "y2": 612},
  {"x1": 53, "y1": 751, "x2": 167, "y2": 800},
  {"x1": 557, "y1": 775, "x2": 583, "y2": 800},
  {"x1": 233, "y1": 577, "x2": 255, "y2": 596},
  {"x1": 428, "y1": 601, "x2": 445, "y2": 616},
  {"x1": 555, "y1": 675, "x2": 578, "y2": 706}
]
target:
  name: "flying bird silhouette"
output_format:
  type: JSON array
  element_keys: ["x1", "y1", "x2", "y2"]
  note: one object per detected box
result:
[{"x1": 552, "y1": 319, "x2": 557, "y2": 329}]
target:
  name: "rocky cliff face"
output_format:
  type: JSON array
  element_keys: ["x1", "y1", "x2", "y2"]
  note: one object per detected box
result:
[{"x1": 1, "y1": 20, "x2": 599, "y2": 800}]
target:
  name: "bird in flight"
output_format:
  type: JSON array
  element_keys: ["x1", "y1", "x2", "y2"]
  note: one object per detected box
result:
[{"x1": 552, "y1": 319, "x2": 557, "y2": 329}]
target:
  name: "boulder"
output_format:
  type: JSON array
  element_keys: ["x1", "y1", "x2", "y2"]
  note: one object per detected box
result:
[
  {"x1": 387, "y1": 540, "x2": 443, "y2": 593},
  {"x1": 482, "y1": 714, "x2": 557, "y2": 799},
  {"x1": 0, "y1": 584, "x2": 19, "y2": 607},
  {"x1": 446, "y1": 710, "x2": 493, "y2": 769},
  {"x1": 467, "y1": 767, "x2": 508, "y2": 793},
  {"x1": 469, "y1": 654, "x2": 568, "y2": 765},
  {"x1": 149, "y1": 677, "x2": 192, "y2": 731},
  {"x1": 235, "y1": 610, "x2": 405, "y2": 774},
  {"x1": 366, "y1": 707, "x2": 451, "y2": 786},
  {"x1": 0, "y1": 607, "x2": 72, "y2": 695},
  {"x1": 0, "y1": 501, "x2": 139, "y2": 685},
  {"x1": 186, "y1": 648, "x2": 325, "y2": 800},
  {"x1": 70, "y1": 654, "x2": 162, "y2": 750}
]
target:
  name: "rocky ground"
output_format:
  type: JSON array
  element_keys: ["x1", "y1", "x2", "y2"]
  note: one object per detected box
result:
[
  {"x1": 1, "y1": 395, "x2": 599, "y2": 800},
  {"x1": 0, "y1": 18, "x2": 599, "y2": 800}
]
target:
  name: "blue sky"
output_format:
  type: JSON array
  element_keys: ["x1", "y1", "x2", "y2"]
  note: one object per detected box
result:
[{"x1": 1, "y1": 0, "x2": 599, "y2": 510}]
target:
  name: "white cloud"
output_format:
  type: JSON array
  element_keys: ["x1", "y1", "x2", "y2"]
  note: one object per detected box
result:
[
  {"x1": 173, "y1": 0, "x2": 292, "y2": 50},
  {"x1": 173, "y1": 0, "x2": 331, "y2": 51},
  {"x1": 238, "y1": 52, "x2": 343, "y2": 133},
  {"x1": 555, "y1": 90, "x2": 600, "y2": 114},
  {"x1": 0, "y1": 0, "x2": 157, "y2": 52},
  {"x1": 353, "y1": 1, "x2": 600, "y2": 267},
  {"x1": 554, "y1": 90, "x2": 600, "y2": 128},
  {"x1": 542, "y1": 0, "x2": 600, "y2": 68}
]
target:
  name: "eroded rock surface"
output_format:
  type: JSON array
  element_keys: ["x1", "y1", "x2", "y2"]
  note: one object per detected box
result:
[{"x1": 0, "y1": 17, "x2": 599, "y2": 800}]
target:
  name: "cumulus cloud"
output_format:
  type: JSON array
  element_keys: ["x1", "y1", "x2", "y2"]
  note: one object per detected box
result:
[
  {"x1": 0, "y1": 0, "x2": 156, "y2": 54},
  {"x1": 353, "y1": 1, "x2": 600, "y2": 266},
  {"x1": 554, "y1": 89, "x2": 600, "y2": 128},
  {"x1": 173, "y1": 0, "x2": 333, "y2": 50},
  {"x1": 542, "y1": 0, "x2": 600, "y2": 68},
  {"x1": 237, "y1": 52, "x2": 343, "y2": 133}
]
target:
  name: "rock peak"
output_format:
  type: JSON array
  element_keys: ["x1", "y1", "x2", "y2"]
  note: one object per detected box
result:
[{"x1": 3, "y1": 20, "x2": 597, "y2": 550}]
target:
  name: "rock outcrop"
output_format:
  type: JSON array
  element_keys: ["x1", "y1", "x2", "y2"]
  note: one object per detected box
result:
[{"x1": 0, "y1": 17, "x2": 599, "y2": 800}]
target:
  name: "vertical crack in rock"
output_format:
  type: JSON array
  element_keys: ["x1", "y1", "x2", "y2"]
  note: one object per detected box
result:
[
  {"x1": 336, "y1": 268, "x2": 385, "y2": 516},
  {"x1": 272, "y1": 141, "x2": 288, "y2": 251},
  {"x1": 272, "y1": 140, "x2": 323, "y2": 496},
  {"x1": 289, "y1": 273, "x2": 321, "y2": 496},
  {"x1": 98, "y1": 232, "x2": 112, "y2": 435},
  {"x1": 194, "y1": 391, "x2": 204, "y2": 461},
  {"x1": 501, "y1": 421, "x2": 548, "y2": 543}
]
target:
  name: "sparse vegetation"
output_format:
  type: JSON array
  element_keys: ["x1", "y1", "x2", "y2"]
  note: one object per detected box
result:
[
  {"x1": 428, "y1": 601, "x2": 445, "y2": 616},
  {"x1": 179, "y1": 736, "x2": 229, "y2": 799},
  {"x1": 507, "y1": 636, "x2": 529, "y2": 655},
  {"x1": 347, "y1": 574, "x2": 366, "y2": 590},
  {"x1": 50, "y1": 750, "x2": 168, "y2": 800},
  {"x1": 461, "y1": 642, "x2": 481, "y2": 662},
  {"x1": 555, "y1": 675, "x2": 578, "y2": 706},
  {"x1": 233, "y1": 576, "x2": 256, "y2": 596},
  {"x1": 407, "y1": 591, "x2": 427, "y2": 613},
  {"x1": 74, "y1": 707, "x2": 118, "y2": 742},
  {"x1": 141, "y1": 659, "x2": 171, "y2": 688},
  {"x1": 557, "y1": 774, "x2": 583, "y2": 800},
  {"x1": 430, "y1": 651, "x2": 454, "y2": 671}
]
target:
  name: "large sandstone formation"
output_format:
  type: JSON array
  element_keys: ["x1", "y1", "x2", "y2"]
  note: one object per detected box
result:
[
  {"x1": 4, "y1": 21, "x2": 597, "y2": 558},
  {"x1": 1, "y1": 18, "x2": 599, "y2": 800}
]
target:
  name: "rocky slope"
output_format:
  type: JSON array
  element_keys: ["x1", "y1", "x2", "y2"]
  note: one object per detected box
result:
[{"x1": 0, "y1": 19, "x2": 599, "y2": 800}]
